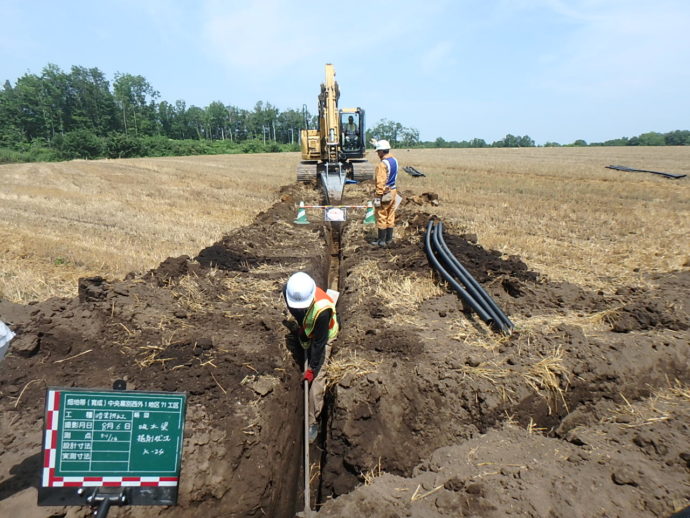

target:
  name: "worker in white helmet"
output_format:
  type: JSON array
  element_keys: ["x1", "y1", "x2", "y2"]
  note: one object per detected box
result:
[
  {"x1": 371, "y1": 139, "x2": 400, "y2": 246},
  {"x1": 283, "y1": 272, "x2": 339, "y2": 442}
]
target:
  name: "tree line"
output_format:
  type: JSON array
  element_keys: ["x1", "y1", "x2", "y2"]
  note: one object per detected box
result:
[
  {"x1": 1, "y1": 63, "x2": 687, "y2": 163},
  {"x1": 0, "y1": 64, "x2": 309, "y2": 162},
  {"x1": 426, "y1": 130, "x2": 690, "y2": 149}
]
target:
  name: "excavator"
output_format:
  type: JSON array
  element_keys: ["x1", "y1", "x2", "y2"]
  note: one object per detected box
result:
[{"x1": 297, "y1": 64, "x2": 374, "y2": 203}]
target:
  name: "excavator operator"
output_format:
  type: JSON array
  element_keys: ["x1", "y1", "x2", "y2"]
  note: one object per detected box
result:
[{"x1": 344, "y1": 115, "x2": 359, "y2": 149}]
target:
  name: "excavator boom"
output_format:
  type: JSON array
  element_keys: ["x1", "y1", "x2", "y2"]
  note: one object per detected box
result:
[{"x1": 297, "y1": 64, "x2": 374, "y2": 203}]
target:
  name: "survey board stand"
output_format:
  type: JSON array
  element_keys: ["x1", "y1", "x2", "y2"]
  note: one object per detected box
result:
[{"x1": 38, "y1": 380, "x2": 187, "y2": 517}]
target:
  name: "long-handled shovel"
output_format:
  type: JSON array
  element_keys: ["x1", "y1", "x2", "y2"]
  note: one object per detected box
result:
[{"x1": 297, "y1": 358, "x2": 311, "y2": 518}]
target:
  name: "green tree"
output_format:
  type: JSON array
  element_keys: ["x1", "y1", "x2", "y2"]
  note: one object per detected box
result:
[
  {"x1": 664, "y1": 130, "x2": 690, "y2": 145},
  {"x1": 157, "y1": 101, "x2": 176, "y2": 137},
  {"x1": 637, "y1": 132, "x2": 665, "y2": 146},
  {"x1": 227, "y1": 105, "x2": 250, "y2": 141},
  {"x1": 106, "y1": 132, "x2": 143, "y2": 158},
  {"x1": 113, "y1": 73, "x2": 159, "y2": 135},
  {"x1": 517, "y1": 135, "x2": 535, "y2": 147},
  {"x1": 39, "y1": 64, "x2": 71, "y2": 138},
  {"x1": 399, "y1": 126, "x2": 420, "y2": 147},
  {"x1": 277, "y1": 108, "x2": 303, "y2": 144},
  {"x1": 597, "y1": 137, "x2": 628, "y2": 146},
  {"x1": 68, "y1": 66, "x2": 117, "y2": 135},
  {"x1": 185, "y1": 106, "x2": 206, "y2": 139},
  {"x1": 247, "y1": 101, "x2": 279, "y2": 142},
  {"x1": 58, "y1": 129, "x2": 105, "y2": 159},
  {"x1": 171, "y1": 100, "x2": 190, "y2": 139},
  {"x1": 367, "y1": 118, "x2": 418, "y2": 147},
  {"x1": 0, "y1": 80, "x2": 24, "y2": 146},
  {"x1": 206, "y1": 101, "x2": 229, "y2": 140}
]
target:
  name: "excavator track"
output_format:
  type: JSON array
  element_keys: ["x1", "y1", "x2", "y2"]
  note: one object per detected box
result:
[
  {"x1": 351, "y1": 160, "x2": 375, "y2": 182},
  {"x1": 297, "y1": 161, "x2": 318, "y2": 182}
]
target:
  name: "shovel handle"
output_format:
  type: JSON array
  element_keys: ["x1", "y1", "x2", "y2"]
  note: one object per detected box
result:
[{"x1": 303, "y1": 359, "x2": 311, "y2": 515}]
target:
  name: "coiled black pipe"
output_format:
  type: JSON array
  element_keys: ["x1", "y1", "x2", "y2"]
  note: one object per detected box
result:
[
  {"x1": 431, "y1": 222, "x2": 508, "y2": 333},
  {"x1": 436, "y1": 221, "x2": 514, "y2": 331},
  {"x1": 424, "y1": 220, "x2": 494, "y2": 325},
  {"x1": 425, "y1": 219, "x2": 514, "y2": 333}
]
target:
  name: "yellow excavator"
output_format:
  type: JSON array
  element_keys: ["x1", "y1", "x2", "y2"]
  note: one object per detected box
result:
[{"x1": 297, "y1": 64, "x2": 374, "y2": 203}]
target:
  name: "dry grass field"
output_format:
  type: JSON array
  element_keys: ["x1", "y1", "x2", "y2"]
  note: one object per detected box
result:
[
  {"x1": 1, "y1": 147, "x2": 688, "y2": 303},
  {"x1": 0, "y1": 154, "x2": 295, "y2": 302},
  {"x1": 1, "y1": 147, "x2": 688, "y2": 518},
  {"x1": 402, "y1": 146, "x2": 689, "y2": 290}
]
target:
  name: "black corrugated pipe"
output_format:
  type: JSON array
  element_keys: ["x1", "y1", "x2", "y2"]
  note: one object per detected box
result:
[
  {"x1": 424, "y1": 220, "x2": 495, "y2": 326},
  {"x1": 431, "y1": 221, "x2": 509, "y2": 333},
  {"x1": 436, "y1": 221, "x2": 514, "y2": 332}
]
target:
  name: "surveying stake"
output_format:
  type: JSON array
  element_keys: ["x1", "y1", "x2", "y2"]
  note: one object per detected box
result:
[{"x1": 293, "y1": 201, "x2": 375, "y2": 225}]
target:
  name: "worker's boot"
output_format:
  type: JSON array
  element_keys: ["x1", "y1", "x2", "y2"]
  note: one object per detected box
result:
[
  {"x1": 370, "y1": 229, "x2": 386, "y2": 247},
  {"x1": 385, "y1": 227, "x2": 394, "y2": 245}
]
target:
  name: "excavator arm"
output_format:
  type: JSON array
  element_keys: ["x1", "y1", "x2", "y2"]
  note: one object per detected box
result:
[{"x1": 297, "y1": 64, "x2": 373, "y2": 203}]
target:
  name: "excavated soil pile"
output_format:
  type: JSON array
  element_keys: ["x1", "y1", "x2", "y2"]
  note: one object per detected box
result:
[{"x1": 1, "y1": 180, "x2": 689, "y2": 518}]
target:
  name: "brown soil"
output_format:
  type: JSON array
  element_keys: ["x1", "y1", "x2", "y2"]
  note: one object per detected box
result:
[{"x1": 1, "y1": 181, "x2": 688, "y2": 518}]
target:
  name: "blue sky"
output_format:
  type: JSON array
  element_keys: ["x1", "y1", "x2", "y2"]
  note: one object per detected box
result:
[{"x1": 2, "y1": 0, "x2": 689, "y2": 144}]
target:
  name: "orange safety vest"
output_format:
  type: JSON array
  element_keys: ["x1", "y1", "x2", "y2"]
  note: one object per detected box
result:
[{"x1": 299, "y1": 287, "x2": 338, "y2": 348}]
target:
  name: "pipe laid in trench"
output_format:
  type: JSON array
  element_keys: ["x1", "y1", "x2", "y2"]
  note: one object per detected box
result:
[
  {"x1": 435, "y1": 221, "x2": 514, "y2": 332},
  {"x1": 424, "y1": 220, "x2": 494, "y2": 325}
]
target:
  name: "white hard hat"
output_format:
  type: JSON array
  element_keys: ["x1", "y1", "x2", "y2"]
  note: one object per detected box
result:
[
  {"x1": 285, "y1": 272, "x2": 316, "y2": 308},
  {"x1": 375, "y1": 139, "x2": 391, "y2": 151}
]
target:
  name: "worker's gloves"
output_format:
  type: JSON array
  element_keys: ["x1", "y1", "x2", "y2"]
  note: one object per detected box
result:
[
  {"x1": 369, "y1": 137, "x2": 378, "y2": 147},
  {"x1": 373, "y1": 197, "x2": 381, "y2": 207},
  {"x1": 303, "y1": 369, "x2": 315, "y2": 384}
]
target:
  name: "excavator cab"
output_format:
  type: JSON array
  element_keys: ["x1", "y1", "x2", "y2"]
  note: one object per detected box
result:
[{"x1": 340, "y1": 109, "x2": 366, "y2": 157}]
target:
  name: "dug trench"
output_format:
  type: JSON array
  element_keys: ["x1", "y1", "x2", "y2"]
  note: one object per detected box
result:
[{"x1": 0, "y1": 181, "x2": 688, "y2": 517}]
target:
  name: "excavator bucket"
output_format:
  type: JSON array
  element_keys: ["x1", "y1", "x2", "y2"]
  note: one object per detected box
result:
[{"x1": 319, "y1": 164, "x2": 347, "y2": 204}]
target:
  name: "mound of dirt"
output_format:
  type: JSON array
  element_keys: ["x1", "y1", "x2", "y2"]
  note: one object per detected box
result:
[{"x1": 1, "y1": 181, "x2": 688, "y2": 518}]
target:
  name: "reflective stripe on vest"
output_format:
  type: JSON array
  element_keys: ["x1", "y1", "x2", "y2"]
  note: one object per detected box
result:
[
  {"x1": 383, "y1": 157, "x2": 398, "y2": 190},
  {"x1": 300, "y1": 287, "x2": 338, "y2": 348}
]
